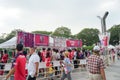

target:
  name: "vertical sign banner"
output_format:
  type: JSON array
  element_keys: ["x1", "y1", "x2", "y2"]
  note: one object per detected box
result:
[
  {"x1": 17, "y1": 31, "x2": 34, "y2": 47},
  {"x1": 34, "y1": 34, "x2": 49, "y2": 46},
  {"x1": 98, "y1": 32, "x2": 110, "y2": 47},
  {"x1": 66, "y1": 39, "x2": 82, "y2": 47},
  {"x1": 24, "y1": 32, "x2": 34, "y2": 47},
  {"x1": 17, "y1": 31, "x2": 25, "y2": 45},
  {"x1": 103, "y1": 36, "x2": 108, "y2": 46}
]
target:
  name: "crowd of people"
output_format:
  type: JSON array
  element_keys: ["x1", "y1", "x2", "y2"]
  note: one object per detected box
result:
[
  {"x1": 0, "y1": 44, "x2": 92, "y2": 80},
  {"x1": 0, "y1": 43, "x2": 120, "y2": 80}
]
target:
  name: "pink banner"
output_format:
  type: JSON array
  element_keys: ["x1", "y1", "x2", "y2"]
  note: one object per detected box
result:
[
  {"x1": 102, "y1": 36, "x2": 108, "y2": 46},
  {"x1": 66, "y1": 39, "x2": 82, "y2": 47},
  {"x1": 34, "y1": 34, "x2": 49, "y2": 46},
  {"x1": 17, "y1": 31, "x2": 34, "y2": 47}
]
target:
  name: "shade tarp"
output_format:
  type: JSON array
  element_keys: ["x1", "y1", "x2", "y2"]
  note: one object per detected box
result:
[
  {"x1": 108, "y1": 45, "x2": 115, "y2": 49},
  {"x1": 0, "y1": 37, "x2": 16, "y2": 48}
]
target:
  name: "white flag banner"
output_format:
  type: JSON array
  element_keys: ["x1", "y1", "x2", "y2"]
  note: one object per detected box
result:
[{"x1": 98, "y1": 32, "x2": 110, "y2": 47}]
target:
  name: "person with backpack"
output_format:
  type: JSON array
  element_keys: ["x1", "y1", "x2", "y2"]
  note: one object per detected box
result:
[{"x1": 61, "y1": 52, "x2": 72, "y2": 80}]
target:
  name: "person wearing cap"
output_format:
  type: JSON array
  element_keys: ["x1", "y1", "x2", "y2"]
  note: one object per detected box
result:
[
  {"x1": 87, "y1": 45, "x2": 106, "y2": 80},
  {"x1": 27, "y1": 47, "x2": 40, "y2": 80},
  {"x1": 61, "y1": 52, "x2": 72, "y2": 80},
  {"x1": 5, "y1": 44, "x2": 27, "y2": 80}
]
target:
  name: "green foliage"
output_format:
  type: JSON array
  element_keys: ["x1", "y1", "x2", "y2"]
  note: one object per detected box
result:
[
  {"x1": 0, "y1": 30, "x2": 16, "y2": 44},
  {"x1": 0, "y1": 39, "x2": 5, "y2": 44},
  {"x1": 76, "y1": 28, "x2": 100, "y2": 46},
  {"x1": 108, "y1": 24, "x2": 120, "y2": 45},
  {"x1": 32, "y1": 31, "x2": 52, "y2": 35},
  {"x1": 0, "y1": 29, "x2": 22, "y2": 44},
  {"x1": 1, "y1": 24, "x2": 120, "y2": 47},
  {"x1": 70, "y1": 35, "x2": 77, "y2": 39},
  {"x1": 5, "y1": 30, "x2": 16, "y2": 42},
  {"x1": 83, "y1": 46, "x2": 94, "y2": 50},
  {"x1": 52, "y1": 26, "x2": 71, "y2": 38}
]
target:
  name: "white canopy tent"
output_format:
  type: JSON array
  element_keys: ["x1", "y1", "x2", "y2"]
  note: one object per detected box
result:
[
  {"x1": 0, "y1": 37, "x2": 17, "y2": 48},
  {"x1": 107, "y1": 45, "x2": 115, "y2": 49},
  {"x1": 0, "y1": 36, "x2": 54, "y2": 48}
]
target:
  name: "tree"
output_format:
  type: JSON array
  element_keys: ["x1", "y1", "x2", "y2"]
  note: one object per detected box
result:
[
  {"x1": 108, "y1": 24, "x2": 120, "y2": 45},
  {"x1": 0, "y1": 33, "x2": 6, "y2": 43},
  {"x1": 32, "y1": 31, "x2": 52, "y2": 35},
  {"x1": 0, "y1": 29, "x2": 23, "y2": 44},
  {"x1": 0, "y1": 39, "x2": 5, "y2": 44},
  {"x1": 76, "y1": 28, "x2": 99, "y2": 46},
  {"x1": 52, "y1": 26, "x2": 71, "y2": 38},
  {"x1": 5, "y1": 30, "x2": 16, "y2": 41}
]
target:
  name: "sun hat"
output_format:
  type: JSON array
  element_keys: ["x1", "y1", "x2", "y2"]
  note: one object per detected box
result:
[{"x1": 64, "y1": 51, "x2": 69, "y2": 57}]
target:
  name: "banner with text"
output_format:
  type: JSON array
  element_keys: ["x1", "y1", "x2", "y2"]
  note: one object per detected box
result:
[
  {"x1": 34, "y1": 34, "x2": 49, "y2": 46},
  {"x1": 17, "y1": 31, "x2": 34, "y2": 47},
  {"x1": 66, "y1": 39, "x2": 82, "y2": 47}
]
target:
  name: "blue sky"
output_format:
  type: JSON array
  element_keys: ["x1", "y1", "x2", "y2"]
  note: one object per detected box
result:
[{"x1": 0, "y1": 0, "x2": 120, "y2": 35}]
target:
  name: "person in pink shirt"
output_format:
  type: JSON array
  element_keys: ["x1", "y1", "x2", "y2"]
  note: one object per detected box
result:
[
  {"x1": 71, "y1": 49, "x2": 75, "y2": 59},
  {"x1": 45, "y1": 52, "x2": 51, "y2": 67},
  {"x1": 5, "y1": 44, "x2": 26, "y2": 80},
  {"x1": 111, "y1": 49, "x2": 115, "y2": 63},
  {"x1": 41, "y1": 48, "x2": 46, "y2": 62},
  {"x1": 45, "y1": 52, "x2": 51, "y2": 77},
  {"x1": 68, "y1": 49, "x2": 72, "y2": 60},
  {"x1": 1, "y1": 50, "x2": 8, "y2": 63}
]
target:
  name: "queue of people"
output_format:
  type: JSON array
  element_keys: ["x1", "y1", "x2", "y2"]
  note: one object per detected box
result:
[
  {"x1": 1, "y1": 43, "x2": 117, "y2": 80},
  {"x1": 0, "y1": 44, "x2": 92, "y2": 80}
]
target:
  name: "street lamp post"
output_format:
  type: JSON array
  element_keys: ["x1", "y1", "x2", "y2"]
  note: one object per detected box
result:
[
  {"x1": 102, "y1": 11, "x2": 109, "y2": 34},
  {"x1": 97, "y1": 11, "x2": 109, "y2": 34},
  {"x1": 97, "y1": 11, "x2": 109, "y2": 66},
  {"x1": 97, "y1": 16, "x2": 104, "y2": 33}
]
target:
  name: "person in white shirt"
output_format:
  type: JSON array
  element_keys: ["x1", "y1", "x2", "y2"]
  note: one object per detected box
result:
[
  {"x1": 56, "y1": 49, "x2": 60, "y2": 60},
  {"x1": 51, "y1": 49, "x2": 57, "y2": 61},
  {"x1": 27, "y1": 47, "x2": 40, "y2": 80}
]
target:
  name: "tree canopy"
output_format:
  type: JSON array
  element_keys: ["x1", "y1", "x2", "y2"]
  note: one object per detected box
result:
[
  {"x1": 77, "y1": 28, "x2": 99, "y2": 46},
  {"x1": 0, "y1": 24, "x2": 120, "y2": 46},
  {"x1": 32, "y1": 31, "x2": 52, "y2": 35},
  {"x1": 108, "y1": 24, "x2": 120, "y2": 45},
  {"x1": 52, "y1": 26, "x2": 71, "y2": 38},
  {"x1": 0, "y1": 29, "x2": 22, "y2": 43}
]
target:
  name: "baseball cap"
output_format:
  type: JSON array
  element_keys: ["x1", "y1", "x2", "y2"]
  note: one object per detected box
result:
[{"x1": 93, "y1": 46, "x2": 100, "y2": 51}]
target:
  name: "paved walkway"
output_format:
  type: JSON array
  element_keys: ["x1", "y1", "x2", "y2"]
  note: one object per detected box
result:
[
  {"x1": 1, "y1": 58, "x2": 120, "y2": 80},
  {"x1": 70, "y1": 59, "x2": 120, "y2": 80}
]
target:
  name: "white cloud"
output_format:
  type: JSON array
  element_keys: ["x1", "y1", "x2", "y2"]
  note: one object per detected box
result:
[
  {"x1": 0, "y1": 0, "x2": 120, "y2": 35},
  {"x1": 0, "y1": 7, "x2": 21, "y2": 20},
  {"x1": 0, "y1": 7, "x2": 22, "y2": 33},
  {"x1": 99, "y1": 0, "x2": 119, "y2": 12}
]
